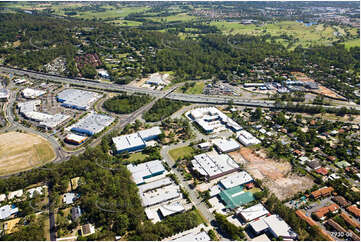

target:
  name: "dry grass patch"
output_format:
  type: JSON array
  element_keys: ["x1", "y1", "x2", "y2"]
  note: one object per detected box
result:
[{"x1": 0, "y1": 132, "x2": 55, "y2": 176}]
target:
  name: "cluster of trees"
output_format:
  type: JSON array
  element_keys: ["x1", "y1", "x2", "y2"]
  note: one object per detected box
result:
[
  {"x1": 214, "y1": 213, "x2": 245, "y2": 240},
  {"x1": 103, "y1": 94, "x2": 152, "y2": 114},
  {"x1": 143, "y1": 99, "x2": 185, "y2": 122}
]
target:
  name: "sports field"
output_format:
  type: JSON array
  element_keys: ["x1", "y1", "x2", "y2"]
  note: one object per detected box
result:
[{"x1": 0, "y1": 132, "x2": 56, "y2": 176}]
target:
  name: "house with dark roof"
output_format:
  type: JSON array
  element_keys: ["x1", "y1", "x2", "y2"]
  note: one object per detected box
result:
[{"x1": 332, "y1": 196, "x2": 351, "y2": 208}]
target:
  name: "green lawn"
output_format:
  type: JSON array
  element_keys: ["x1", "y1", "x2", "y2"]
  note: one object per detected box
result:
[
  {"x1": 178, "y1": 82, "x2": 205, "y2": 94},
  {"x1": 126, "y1": 152, "x2": 148, "y2": 163},
  {"x1": 109, "y1": 19, "x2": 142, "y2": 26},
  {"x1": 210, "y1": 20, "x2": 359, "y2": 48},
  {"x1": 147, "y1": 13, "x2": 196, "y2": 23},
  {"x1": 169, "y1": 146, "x2": 195, "y2": 161},
  {"x1": 76, "y1": 7, "x2": 149, "y2": 19},
  {"x1": 342, "y1": 38, "x2": 360, "y2": 49}
]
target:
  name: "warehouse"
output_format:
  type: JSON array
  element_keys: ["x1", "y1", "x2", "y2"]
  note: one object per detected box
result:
[
  {"x1": 187, "y1": 107, "x2": 242, "y2": 133},
  {"x1": 237, "y1": 130, "x2": 261, "y2": 146},
  {"x1": 70, "y1": 112, "x2": 114, "y2": 136},
  {"x1": 145, "y1": 201, "x2": 186, "y2": 223},
  {"x1": 0, "y1": 88, "x2": 9, "y2": 101},
  {"x1": 173, "y1": 230, "x2": 210, "y2": 241},
  {"x1": 65, "y1": 133, "x2": 88, "y2": 145},
  {"x1": 219, "y1": 171, "x2": 254, "y2": 189},
  {"x1": 238, "y1": 203, "x2": 270, "y2": 222},
  {"x1": 212, "y1": 138, "x2": 240, "y2": 153},
  {"x1": 57, "y1": 88, "x2": 101, "y2": 110},
  {"x1": 249, "y1": 215, "x2": 298, "y2": 240},
  {"x1": 112, "y1": 126, "x2": 162, "y2": 153},
  {"x1": 191, "y1": 151, "x2": 240, "y2": 180},
  {"x1": 137, "y1": 178, "x2": 181, "y2": 207},
  {"x1": 22, "y1": 88, "x2": 46, "y2": 99},
  {"x1": 127, "y1": 160, "x2": 166, "y2": 185}
]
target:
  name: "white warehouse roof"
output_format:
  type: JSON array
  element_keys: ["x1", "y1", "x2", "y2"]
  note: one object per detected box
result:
[
  {"x1": 57, "y1": 88, "x2": 101, "y2": 110},
  {"x1": 219, "y1": 171, "x2": 253, "y2": 189},
  {"x1": 113, "y1": 133, "x2": 145, "y2": 153},
  {"x1": 127, "y1": 160, "x2": 165, "y2": 184},
  {"x1": 191, "y1": 151, "x2": 239, "y2": 179},
  {"x1": 70, "y1": 112, "x2": 114, "y2": 135},
  {"x1": 263, "y1": 215, "x2": 298, "y2": 240},
  {"x1": 212, "y1": 138, "x2": 240, "y2": 153},
  {"x1": 238, "y1": 203, "x2": 269, "y2": 222},
  {"x1": 237, "y1": 130, "x2": 261, "y2": 146},
  {"x1": 174, "y1": 231, "x2": 211, "y2": 241},
  {"x1": 22, "y1": 88, "x2": 46, "y2": 99},
  {"x1": 138, "y1": 126, "x2": 162, "y2": 140}
]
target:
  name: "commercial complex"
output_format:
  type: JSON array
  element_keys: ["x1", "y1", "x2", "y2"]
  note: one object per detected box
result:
[
  {"x1": 187, "y1": 107, "x2": 242, "y2": 133},
  {"x1": 56, "y1": 88, "x2": 101, "y2": 110},
  {"x1": 112, "y1": 126, "x2": 162, "y2": 153},
  {"x1": 191, "y1": 151, "x2": 239, "y2": 180},
  {"x1": 21, "y1": 88, "x2": 46, "y2": 99},
  {"x1": 146, "y1": 73, "x2": 169, "y2": 86},
  {"x1": 238, "y1": 203, "x2": 270, "y2": 222},
  {"x1": 212, "y1": 138, "x2": 240, "y2": 153},
  {"x1": 237, "y1": 130, "x2": 261, "y2": 146},
  {"x1": 127, "y1": 160, "x2": 166, "y2": 185},
  {"x1": 18, "y1": 100, "x2": 70, "y2": 129},
  {"x1": 70, "y1": 112, "x2": 114, "y2": 136}
]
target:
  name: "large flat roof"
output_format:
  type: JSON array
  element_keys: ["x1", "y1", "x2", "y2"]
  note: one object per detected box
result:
[
  {"x1": 219, "y1": 185, "x2": 255, "y2": 209},
  {"x1": 127, "y1": 160, "x2": 165, "y2": 184},
  {"x1": 71, "y1": 112, "x2": 114, "y2": 135},
  {"x1": 22, "y1": 88, "x2": 46, "y2": 99},
  {"x1": 191, "y1": 151, "x2": 239, "y2": 179},
  {"x1": 220, "y1": 171, "x2": 253, "y2": 189},
  {"x1": 57, "y1": 88, "x2": 101, "y2": 110},
  {"x1": 238, "y1": 203, "x2": 269, "y2": 222},
  {"x1": 212, "y1": 138, "x2": 240, "y2": 153},
  {"x1": 263, "y1": 215, "x2": 298, "y2": 239},
  {"x1": 174, "y1": 231, "x2": 210, "y2": 241},
  {"x1": 113, "y1": 133, "x2": 145, "y2": 153}
]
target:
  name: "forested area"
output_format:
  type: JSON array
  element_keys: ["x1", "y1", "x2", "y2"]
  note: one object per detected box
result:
[
  {"x1": 0, "y1": 12, "x2": 359, "y2": 103},
  {"x1": 143, "y1": 99, "x2": 186, "y2": 122},
  {"x1": 0, "y1": 140, "x2": 201, "y2": 240},
  {"x1": 103, "y1": 94, "x2": 152, "y2": 114}
]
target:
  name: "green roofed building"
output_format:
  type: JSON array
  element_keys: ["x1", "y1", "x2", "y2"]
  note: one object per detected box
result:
[{"x1": 219, "y1": 185, "x2": 255, "y2": 209}]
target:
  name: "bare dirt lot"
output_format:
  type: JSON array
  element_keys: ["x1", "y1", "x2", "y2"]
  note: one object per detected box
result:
[
  {"x1": 291, "y1": 72, "x2": 345, "y2": 100},
  {"x1": 229, "y1": 147, "x2": 314, "y2": 201},
  {"x1": 0, "y1": 132, "x2": 55, "y2": 176}
]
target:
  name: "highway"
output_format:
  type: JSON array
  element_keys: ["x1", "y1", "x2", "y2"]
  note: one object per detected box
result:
[{"x1": 2, "y1": 66, "x2": 357, "y2": 110}]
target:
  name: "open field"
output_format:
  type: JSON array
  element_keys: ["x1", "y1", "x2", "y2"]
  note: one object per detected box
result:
[
  {"x1": 211, "y1": 20, "x2": 359, "y2": 48},
  {"x1": 74, "y1": 6, "x2": 149, "y2": 19},
  {"x1": 169, "y1": 146, "x2": 195, "y2": 161},
  {"x1": 342, "y1": 38, "x2": 360, "y2": 49},
  {"x1": 148, "y1": 13, "x2": 196, "y2": 22},
  {"x1": 178, "y1": 82, "x2": 205, "y2": 94},
  {"x1": 229, "y1": 147, "x2": 314, "y2": 201},
  {"x1": 0, "y1": 132, "x2": 55, "y2": 176}
]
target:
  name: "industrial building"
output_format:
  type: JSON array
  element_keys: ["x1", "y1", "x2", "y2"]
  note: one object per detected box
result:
[
  {"x1": 18, "y1": 100, "x2": 70, "y2": 129},
  {"x1": 0, "y1": 205, "x2": 18, "y2": 220},
  {"x1": 65, "y1": 133, "x2": 88, "y2": 145},
  {"x1": 70, "y1": 112, "x2": 114, "y2": 136},
  {"x1": 127, "y1": 160, "x2": 166, "y2": 185},
  {"x1": 112, "y1": 126, "x2": 162, "y2": 153},
  {"x1": 145, "y1": 201, "x2": 186, "y2": 223},
  {"x1": 56, "y1": 88, "x2": 101, "y2": 110},
  {"x1": 137, "y1": 177, "x2": 181, "y2": 207},
  {"x1": 173, "y1": 231, "x2": 210, "y2": 241},
  {"x1": 146, "y1": 73, "x2": 169, "y2": 86},
  {"x1": 191, "y1": 151, "x2": 240, "y2": 180},
  {"x1": 249, "y1": 215, "x2": 298, "y2": 240},
  {"x1": 219, "y1": 171, "x2": 254, "y2": 189},
  {"x1": 219, "y1": 185, "x2": 255, "y2": 209},
  {"x1": 212, "y1": 138, "x2": 240, "y2": 153},
  {"x1": 187, "y1": 107, "x2": 242, "y2": 133},
  {"x1": 238, "y1": 203, "x2": 270, "y2": 222},
  {"x1": 237, "y1": 130, "x2": 261, "y2": 146},
  {"x1": 21, "y1": 88, "x2": 46, "y2": 99},
  {"x1": 0, "y1": 88, "x2": 9, "y2": 101}
]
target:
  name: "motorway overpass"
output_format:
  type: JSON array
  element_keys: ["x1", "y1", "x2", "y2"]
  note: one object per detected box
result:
[{"x1": 0, "y1": 66, "x2": 359, "y2": 110}]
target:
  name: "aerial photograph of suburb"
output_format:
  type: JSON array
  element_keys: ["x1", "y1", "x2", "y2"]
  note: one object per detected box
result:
[{"x1": 0, "y1": 0, "x2": 359, "y2": 241}]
